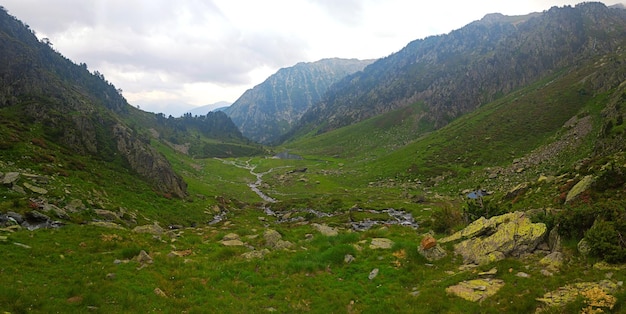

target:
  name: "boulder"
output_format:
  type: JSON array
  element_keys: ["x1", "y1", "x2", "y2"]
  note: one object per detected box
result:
[
  {"x1": 420, "y1": 235, "x2": 437, "y2": 250},
  {"x1": 221, "y1": 239, "x2": 244, "y2": 246},
  {"x1": 65, "y1": 199, "x2": 86, "y2": 213},
  {"x1": 94, "y1": 209, "x2": 119, "y2": 221},
  {"x1": 548, "y1": 226, "x2": 562, "y2": 252},
  {"x1": 89, "y1": 221, "x2": 126, "y2": 230},
  {"x1": 241, "y1": 249, "x2": 270, "y2": 259},
  {"x1": 443, "y1": 212, "x2": 547, "y2": 265},
  {"x1": 539, "y1": 252, "x2": 564, "y2": 272},
  {"x1": 25, "y1": 210, "x2": 50, "y2": 223},
  {"x1": 312, "y1": 223, "x2": 339, "y2": 236},
  {"x1": 23, "y1": 182, "x2": 48, "y2": 194},
  {"x1": 446, "y1": 278, "x2": 505, "y2": 302},
  {"x1": 565, "y1": 175, "x2": 594, "y2": 203},
  {"x1": 133, "y1": 224, "x2": 164, "y2": 235},
  {"x1": 2, "y1": 172, "x2": 20, "y2": 186},
  {"x1": 536, "y1": 280, "x2": 619, "y2": 310},
  {"x1": 135, "y1": 250, "x2": 153, "y2": 264},
  {"x1": 505, "y1": 182, "x2": 529, "y2": 199},
  {"x1": 577, "y1": 238, "x2": 591, "y2": 256},
  {"x1": 263, "y1": 229, "x2": 283, "y2": 248},
  {"x1": 370, "y1": 238, "x2": 394, "y2": 249},
  {"x1": 418, "y1": 243, "x2": 447, "y2": 262}
]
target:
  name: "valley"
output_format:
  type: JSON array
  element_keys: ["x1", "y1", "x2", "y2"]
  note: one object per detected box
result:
[{"x1": 2, "y1": 2, "x2": 626, "y2": 313}]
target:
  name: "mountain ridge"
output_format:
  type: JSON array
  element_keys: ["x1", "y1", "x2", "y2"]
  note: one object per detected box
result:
[
  {"x1": 223, "y1": 58, "x2": 373, "y2": 144},
  {"x1": 286, "y1": 2, "x2": 626, "y2": 142}
]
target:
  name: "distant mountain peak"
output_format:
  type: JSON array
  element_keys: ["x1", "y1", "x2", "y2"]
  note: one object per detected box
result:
[{"x1": 223, "y1": 58, "x2": 374, "y2": 144}]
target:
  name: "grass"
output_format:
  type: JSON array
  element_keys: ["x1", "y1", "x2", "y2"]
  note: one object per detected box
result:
[{"x1": 2, "y1": 52, "x2": 626, "y2": 313}]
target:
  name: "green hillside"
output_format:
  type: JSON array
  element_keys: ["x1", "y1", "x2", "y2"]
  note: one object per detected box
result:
[{"x1": 2, "y1": 3, "x2": 626, "y2": 313}]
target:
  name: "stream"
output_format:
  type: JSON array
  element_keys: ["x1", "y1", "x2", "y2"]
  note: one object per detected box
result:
[
  {"x1": 216, "y1": 158, "x2": 279, "y2": 203},
  {"x1": 216, "y1": 158, "x2": 419, "y2": 231}
]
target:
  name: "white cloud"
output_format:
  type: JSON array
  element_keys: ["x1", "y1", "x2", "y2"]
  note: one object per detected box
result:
[{"x1": 2, "y1": 0, "x2": 624, "y2": 115}]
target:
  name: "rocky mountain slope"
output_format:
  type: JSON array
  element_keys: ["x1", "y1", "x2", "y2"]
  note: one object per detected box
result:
[
  {"x1": 0, "y1": 7, "x2": 259, "y2": 198},
  {"x1": 223, "y1": 58, "x2": 373, "y2": 144},
  {"x1": 288, "y1": 2, "x2": 626, "y2": 139}
]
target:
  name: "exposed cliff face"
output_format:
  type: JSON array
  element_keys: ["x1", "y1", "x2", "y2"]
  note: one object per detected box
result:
[
  {"x1": 224, "y1": 58, "x2": 373, "y2": 144},
  {"x1": 113, "y1": 124, "x2": 187, "y2": 198},
  {"x1": 291, "y1": 3, "x2": 626, "y2": 138}
]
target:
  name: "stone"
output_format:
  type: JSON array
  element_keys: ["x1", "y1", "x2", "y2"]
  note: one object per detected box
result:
[
  {"x1": 417, "y1": 243, "x2": 447, "y2": 262},
  {"x1": 370, "y1": 238, "x2": 394, "y2": 249},
  {"x1": 344, "y1": 254, "x2": 355, "y2": 264},
  {"x1": 440, "y1": 216, "x2": 497, "y2": 243},
  {"x1": 578, "y1": 238, "x2": 591, "y2": 256},
  {"x1": 13, "y1": 242, "x2": 31, "y2": 249},
  {"x1": 368, "y1": 268, "x2": 379, "y2": 280},
  {"x1": 222, "y1": 233, "x2": 240, "y2": 241},
  {"x1": 7, "y1": 211, "x2": 24, "y2": 224},
  {"x1": 23, "y1": 182, "x2": 48, "y2": 194},
  {"x1": 241, "y1": 249, "x2": 270, "y2": 259},
  {"x1": 478, "y1": 268, "x2": 498, "y2": 277},
  {"x1": 94, "y1": 209, "x2": 119, "y2": 221},
  {"x1": 133, "y1": 224, "x2": 164, "y2": 235},
  {"x1": 2, "y1": 172, "x2": 20, "y2": 186},
  {"x1": 65, "y1": 199, "x2": 86, "y2": 213},
  {"x1": 516, "y1": 272, "x2": 531, "y2": 278},
  {"x1": 221, "y1": 239, "x2": 245, "y2": 246},
  {"x1": 446, "y1": 279, "x2": 505, "y2": 302},
  {"x1": 25, "y1": 210, "x2": 50, "y2": 223},
  {"x1": 565, "y1": 175, "x2": 594, "y2": 203},
  {"x1": 274, "y1": 240, "x2": 294, "y2": 250},
  {"x1": 420, "y1": 235, "x2": 437, "y2": 250},
  {"x1": 89, "y1": 221, "x2": 125, "y2": 230},
  {"x1": 541, "y1": 269, "x2": 554, "y2": 277},
  {"x1": 539, "y1": 251, "x2": 563, "y2": 271},
  {"x1": 445, "y1": 212, "x2": 547, "y2": 265},
  {"x1": 106, "y1": 273, "x2": 116, "y2": 280},
  {"x1": 536, "y1": 280, "x2": 618, "y2": 310},
  {"x1": 312, "y1": 223, "x2": 339, "y2": 236},
  {"x1": 263, "y1": 229, "x2": 283, "y2": 248},
  {"x1": 505, "y1": 182, "x2": 529, "y2": 199},
  {"x1": 168, "y1": 249, "x2": 192, "y2": 257},
  {"x1": 44, "y1": 204, "x2": 70, "y2": 220},
  {"x1": 135, "y1": 250, "x2": 153, "y2": 264},
  {"x1": 154, "y1": 287, "x2": 167, "y2": 298},
  {"x1": 12, "y1": 184, "x2": 26, "y2": 194}
]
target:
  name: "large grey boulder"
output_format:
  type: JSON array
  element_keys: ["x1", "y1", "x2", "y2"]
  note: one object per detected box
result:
[{"x1": 441, "y1": 212, "x2": 547, "y2": 265}]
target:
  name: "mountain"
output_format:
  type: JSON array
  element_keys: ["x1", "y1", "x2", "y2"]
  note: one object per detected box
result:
[
  {"x1": 223, "y1": 58, "x2": 373, "y2": 144},
  {"x1": 288, "y1": 2, "x2": 626, "y2": 140},
  {"x1": 0, "y1": 8, "x2": 260, "y2": 198},
  {"x1": 186, "y1": 101, "x2": 231, "y2": 117}
]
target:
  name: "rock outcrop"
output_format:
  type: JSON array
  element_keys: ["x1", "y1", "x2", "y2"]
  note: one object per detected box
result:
[
  {"x1": 440, "y1": 212, "x2": 547, "y2": 265},
  {"x1": 113, "y1": 124, "x2": 187, "y2": 198}
]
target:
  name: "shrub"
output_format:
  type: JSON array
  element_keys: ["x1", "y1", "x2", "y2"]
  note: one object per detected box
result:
[
  {"x1": 585, "y1": 220, "x2": 626, "y2": 263},
  {"x1": 463, "y1": 197, "x2": 506, "y2": 223},
  {"x1": 432, "y1": 206, "x2": 464, "y2": 234}
]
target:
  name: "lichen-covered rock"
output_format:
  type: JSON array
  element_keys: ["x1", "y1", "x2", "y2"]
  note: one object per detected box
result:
[
  {"x1": 133, "y1": 224, "x2": 164, "y2": 235},
  {"x1": 312, "y1": 223, "x2": 338, "y2": 236},
  {"x1": 418, "y1": 243, "x2": 447, "y2": 262},
  {"x1": 565, "y1": 175, "x2": 594, "y2": 203},
  {"x1": 445, "y1": 212, "x2": 547, "y2": 265},
  {"x1": 536, "y1": 280, "x2": 619, "y2": 310},
  {"x1": 2, "y1": 172, "x2": 20, "y2": 186},
  {"x1": 370, "y1": 238, "x2": 394, "y2": 249},
  {"x1": 263, "y1": 229, "x2": 283, "y2": 248},
  {"x1": 578, "y1": 238, "x2": 591, "y2": 256},
  {"x1": 539, "y1": 251, "x2": 564, "y2": 272},
  {"x1": 446, "y1": 278, "x2": 505, "y2": 302}
]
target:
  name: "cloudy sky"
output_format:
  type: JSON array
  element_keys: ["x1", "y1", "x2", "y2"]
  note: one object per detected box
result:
[{"x1": 2, "y1": 1, "x2": 624, "y2": 116}]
